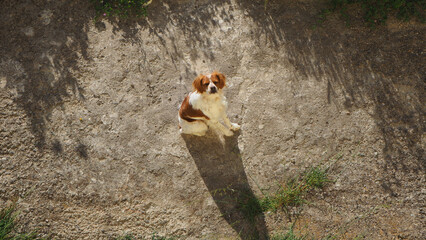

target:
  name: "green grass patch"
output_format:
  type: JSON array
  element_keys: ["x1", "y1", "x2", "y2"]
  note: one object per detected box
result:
[
  {"x1": 0, "y1": 204, "x2": 41, "y2": 240},
  {"x1": 91, "y1": 0, "x2": 152, "y2": 18},
  {"x1": 115, "y1": 234, "x2": 135, "y2": 240},
  {"x1": 239, "y1": 167, "x2": 331, "y2": 221},
  {"x1": 319, "y1": 0, "x2": 425, "y2": 26},
  {"x1": 260, "y1": 167, "x2": 330, "y2": 213},
  {"x1": 0, "y1": 205, "x2": 15, "y2": 240},
  {"x1": 304, "y1": 167, "x2": 329, "y2": 189}
]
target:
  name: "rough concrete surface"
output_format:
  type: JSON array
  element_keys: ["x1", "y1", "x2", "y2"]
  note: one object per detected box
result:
[{"x1": 0, "y1": 0, "x2": 424, "y2": 239}]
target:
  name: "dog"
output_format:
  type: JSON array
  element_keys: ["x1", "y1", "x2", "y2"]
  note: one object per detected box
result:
[{"x1": 178, "y1": 71, "x2": 240, "y2": 136}]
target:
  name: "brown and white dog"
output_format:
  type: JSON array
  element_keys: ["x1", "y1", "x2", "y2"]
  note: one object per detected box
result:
[{"x1": 178, "y1": 71, "x2": 240, "y2": 136}]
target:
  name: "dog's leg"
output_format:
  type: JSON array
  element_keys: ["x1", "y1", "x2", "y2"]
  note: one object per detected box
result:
[
  {"x1": 181, "y1": 122, "x2": 208, "y2": 136},
  {"x1": 222, "y1": 114, "x2": 240, "y2": 131},
  {"x1": 179, "y1": 116, "x2": 208, "y2": 136},
  {"x1": 207, "y1": 120, "x2": 233, "y2": 136}
]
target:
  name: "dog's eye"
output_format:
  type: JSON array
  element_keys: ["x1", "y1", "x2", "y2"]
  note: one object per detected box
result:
[
  {"x1": 213, "y1": 81, "x2": 218, "y2": 84},
  {"x1": 204, "y1": 83, "x2": 209, "y2": 86}
]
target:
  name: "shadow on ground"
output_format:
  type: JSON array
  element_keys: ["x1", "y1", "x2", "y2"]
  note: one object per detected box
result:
[
  {"x1": 101, "y1": 0, "x2": 237, "y2": 83},
  {"x1": 183, "y1": 132, "x2": 268, "y2": 240},
  {"x1": 0, "y1": 0, "x2": 91, "y2": 153},
  {"x1": 236, "y1": 0, "x2": 425, "y2": 190}
]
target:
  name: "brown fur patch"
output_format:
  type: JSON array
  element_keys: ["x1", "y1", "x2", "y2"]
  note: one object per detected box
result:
[
  {"x1": 179, "y1": 94, "x2": 210, "y2": 122},
  {"x1": 192, "y1": 75, "x2": 209, "y2": 93},
  {"x1": 212, "y1": 71, "x2": 226, "y2": 89}
]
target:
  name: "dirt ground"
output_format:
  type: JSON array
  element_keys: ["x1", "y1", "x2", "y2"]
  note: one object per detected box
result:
[{"x1": 0, "y1": 0, "x2": 424, "y2": 239}]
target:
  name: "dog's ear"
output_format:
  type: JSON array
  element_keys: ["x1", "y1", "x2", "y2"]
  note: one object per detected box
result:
[
  {"x1": 193, "y1": 74, "x2": 207, "y2": 93},
  {"x1": 212, "y1": 71, "x2": 226, "y2": 89}
]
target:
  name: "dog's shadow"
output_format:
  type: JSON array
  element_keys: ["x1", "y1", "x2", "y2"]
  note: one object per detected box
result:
[{"x1": 182, "y1": 131, "x2": 268, "y2": 240}]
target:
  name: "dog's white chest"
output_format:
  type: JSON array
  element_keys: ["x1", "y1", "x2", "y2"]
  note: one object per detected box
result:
[
  {"x1": 202, "y1": 99, "x2": 225, "y2": 119},
  {"x1": 190, "y1": 93, "x2": 227, "y2": 120}
]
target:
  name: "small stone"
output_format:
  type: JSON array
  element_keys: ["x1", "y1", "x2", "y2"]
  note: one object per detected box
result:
[
  {"x1": 22, "y1": 27, "x2": 34, "y2": 37},
  {"x1": 40, "y1": 10, "x2": 53, "y2": 25}
]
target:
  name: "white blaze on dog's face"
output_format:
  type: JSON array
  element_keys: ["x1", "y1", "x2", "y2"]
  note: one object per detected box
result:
[{"x1": 192, "y1": 71, "x2": 226, "y2": 94}]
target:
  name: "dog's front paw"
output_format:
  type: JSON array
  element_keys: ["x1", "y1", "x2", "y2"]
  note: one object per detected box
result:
[
  {"x1": 230, "y1": 123, "x2": 240, "y2": 131},
  {"x1": 223, "y1": 129, "x2": 234, "y2": 136}
]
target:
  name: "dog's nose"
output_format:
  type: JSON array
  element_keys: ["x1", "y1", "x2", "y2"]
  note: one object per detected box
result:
[{"x1": 210, "y1": 87, "x2": 217, "y2": 93}]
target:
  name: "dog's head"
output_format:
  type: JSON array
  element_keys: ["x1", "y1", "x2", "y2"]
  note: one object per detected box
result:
[{"x1": 192, "y1": 71, "x2": 226, "y2": 94}]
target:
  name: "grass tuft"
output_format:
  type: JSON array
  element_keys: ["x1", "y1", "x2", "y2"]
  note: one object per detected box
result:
[
  {"x1": 115, "y1": 234, "x2": 135, "y2": 240},
  {"x1": 319, "y1": 0, "x2": 425, "y2": 26},
  {"x1": 303, "y1": 167, "x2": 330, "y2": 189},
  {"x1": 0, "y1": 205, "x2": 16, "y2": 239},
  {"x1": 260, "y1": 167, "x2": 330, "y2": 213},
  {"x1": 91, "y1": 0, "x2": 152, "y2": 19},
  {"x1": 0, "y1": 204, "x2": 41, "y2": 240},
  {"x1": 259, "y1": 180, "x2": 305, "y2": 213},
  {"x1": 239, "y1": 166, "x2": 330, "y2": 220}
]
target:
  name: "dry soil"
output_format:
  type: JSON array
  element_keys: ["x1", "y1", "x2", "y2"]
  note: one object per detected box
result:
[{"x1": 0, "y1": 0, "x2": 424, "y2": 239}]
